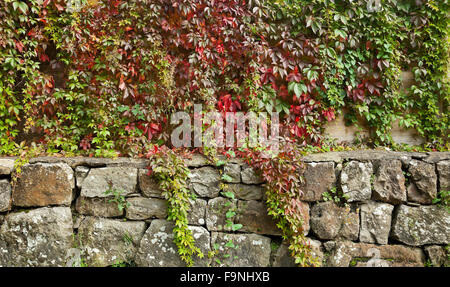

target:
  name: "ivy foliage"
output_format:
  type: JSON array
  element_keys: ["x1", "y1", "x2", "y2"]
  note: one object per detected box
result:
[{"x1": 0, "y1": 0, "x2": 448, "y2": 156}]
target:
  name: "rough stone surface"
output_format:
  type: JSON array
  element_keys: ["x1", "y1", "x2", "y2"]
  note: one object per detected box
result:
[
  {"x1": 299, "y1": 162, "x2": 336, "y2": 202},
  {"x1": 138, "y1": 169, "x2": 164, "y2": 198},
  {"x1": 310, "y1": 201, "x2": 359, "y2": 240},
  {"x1": 75, "y1": 166, "x2": 90, "y2": 189},
  {"x1": 184, "y1": 154, "x2": 209, "y2": 167},
  {"x1": 0, "y1": 158, "x2": 15, "y2": 175},
  {"x1": 0, "y1": 207, "x2": 73, "y2": 267},
  {"x1": 407, "y1": 160, "x2": 437, "y2": 204},
  {"x1": 236, "y1": 200, "x2": 282, "y2": 236},
  {"x1": 424, "y1": 245, "x2": 449, "y2": 267},
  {"x1": 391, "y1": 205, "x2": 450, "y2": 246},
  {"x1": 223, "y1": 163, "x2": 241, "y2": 183},
  {"x1": 13, "y1": 163, "x2": 74, "y2": 207},
  {"x1": 359, "y1": 202, "x2": 394, "y2": 245},
  {"x1": 228, "y1": 184, "x2": 263, "y2": 201},
  {"x1": 241, "y1": 166, "x2": 264, "y2": 184},
  {"x1": 81, "y1": 167, "x2": 137, "y2": 198},
  {"x1": 326, "y1": 241, "x2": 425, "y2": 267},
  {"x1": 189, "y1": 167, "x2": 221, "y2": 198},
  {"x1": 272, "y1": 238, "x2": 323, "y2": 267},
  {"x1": 78, "y1": 217, "x2": 146, "y2": 267},
  {"x1": 437, "y1": 160, "x2": 450, "y2": 193},
  {"x1": 372, "y1": 160, "x2": 406, "y2": 204},
  {"x1": 136, "y1": 219, "x2": 211, "y2": 267},
  {"x1": 187, "y1": 198, "x2": 207, "y2": 226},
  {"x1": 75, "y1": 196, "x2": 123, "y2": 217},
  {"x1": 211, "y1": 232, "x2": 271, "y2": 267},
  {"x1": 125, "y1": 197, "x2": 167, "y2": 220},
  {"x1": 340, "y1": 161, "x2": 373, "y2": 202},
  {"x1": 206, "y1": 197, "x2": 237, "y2": 232},
  {"x1": 0, "y1": 179, "x2": 11, "y2": 212}
]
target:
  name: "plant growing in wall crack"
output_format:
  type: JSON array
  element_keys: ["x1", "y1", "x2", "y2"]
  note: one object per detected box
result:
[
  {"x1": 148, "y1": 149, "x2": 203, "y2": 267},
  {"x1": 104, "y1": 188, "x2": 130, "y2": 213}
]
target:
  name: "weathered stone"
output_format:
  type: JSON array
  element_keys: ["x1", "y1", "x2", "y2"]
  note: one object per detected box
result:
[
  {"x1": 424, "y1": 245, "x2": 449, "y2": 267},
  {"x1": 187, "y1": 198, "x2": 207, "y2": 226},
  {"x1": 0, "y1": 215, "x2": 3, "y2": 226},
  {"x1": 223, "y1": 163, "x2": 241, "y2": 183},
  {"x1": 236, "y1": 200, "x2": 282, "y2": 236},
  {"x1": 310, "y1": 201, "x2": 359, "y2": 240},
  {"x1": 184, "y1": 154, "x2": 209, "y2": 167},
  {"x1": 340, "y1": 161, "x2": 373, "y2": 202},
  {"x1": 0, "y1": 158, "x2": 15, "y2": 175},
  {"x1": 211, "y1": 232, "x2": 271, "y2": 267},
  {"x1": 13, "y1": 163, "x2": 74, "y2": 207},
  {"x1": 138, "y1": 169, "x2": 164, "y2": 198},
  {"x1": 78, "y1": 217, "x2": 146, "y2": 267},
  {"x1": 372, "y1": 160, "x2": 406, "y2": 204},
  {"x1": 136, "y1": 219, "x2": 211, "y2": 267},
  {"x1": 437, "y1": 160, "x2": 450, "y2": 193},
  {"x1": 75, "y1": 196, "x2": 123, "y2": 217},
  {"x1": 299, "y1": 162, "x2": 336, "y2": 202},
  {"x1": 189, "y1": 167, "x2": 221, "y2": 198},
  {"x1": 0, "y1": 180, "x2": 11, "y2": 212},
  {"x1": 359, "y1": 202, "x2": 394, "y2": 245},
  {"x1": 241, "y1": 166, "x2": 264, "y2": 184},
  {"x1": 75, "y1": 166, "x2": 89, "y2": 189},
  {"x1": 407, "y1": 160, "x2": 437, "y2": 204},
  {"x1": 423, "y1": 152, "x2": 450, "y2": 163},
  {"x1": 326, "y1": 241, "x2": 425, "y2": 267},
  {"x1": 228, "y1": 184, "x2": 263, "y2": 201},
  {"x1": 81, "y1": 167, "x2": 137, "y2": 198},
  {"x1": 206, "y1": 197, "x2": 237, "y2": 232},
  {"x1": 391, "y1": 205, "x2": 450, "y2": 246},
  {"x1": 0, "y1": 207, "x2": 73, "y2": 267},
  {"x1": 28, "y1": 157, "x2": 148, "y2": 169},
  {"x1": 126, "y1": 197, "x2": 167, "y2": 220},
  {"x1": 272, "y1": 238, "x2": 323, "y2": 267}
]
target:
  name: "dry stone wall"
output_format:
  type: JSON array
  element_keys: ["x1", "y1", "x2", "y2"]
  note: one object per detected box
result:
[{"x1": 0, "y1": 151, "x2": 449, "y2": 267}]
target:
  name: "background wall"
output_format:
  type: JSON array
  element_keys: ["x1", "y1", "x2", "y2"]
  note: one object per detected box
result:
[{"x1": 0, "y1": 151, "x2": 449, "y2": 267}]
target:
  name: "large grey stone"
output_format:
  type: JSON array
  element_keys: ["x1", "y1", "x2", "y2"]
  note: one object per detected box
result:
[
  {"x1": 437, "y1": 160, "x2": 450, "y2": 193},
  {"x1": 223, "y1": 163, "x2": 241, "y2": 183},
  {"x1": 81, "y1": 167, "x2": 137, "y2": 198},
  {"x1": 138, "y1": 169, "x2": 164, "y2": 198},
  {"x1": 372, "y1": 160, "x2": 406, "y2": 204},
  {"x1": 340, "y1": 161, "x2": 373, "y2": 202},
  {"x1": 0, "y1": 158, "x2": 15, "y2": 175},
  {"x1": 75, "y1": 196, "x2": 123, "y2": 217},
  {"x1": 310, "y1": 201, "x2": 359, "y2": 240},
  {"x1": 272, "y1": 238, "x2": 323, "y2": 267},
  {"x1": 424, "y1": 245, "x2": 449, "y2": 267},
  {"x1": 0, "y1": 207, "x2": 73, "y2": 267},
  {"x1": 227, "y1": 184, "x2": 263, "y2": 201},
  {"x1": 325, "y1": 241, "x2": 425, "y2": 267},
  {"x1": 125, "y1": 197, "x2": 167, "y2": 220},
  {"x1": 78, "y1": 217, "x2": 146, "y2": 267},
  {"x1": 407, "y1": 160, "x2": 437, "y2": 204},
  {"x1": 299, "y1": 162, "x2": 336, "y2": 202},
  {"x1": 391, "y1": 205, "x2": 450, "y2": 246},
  {"x1": 236, "y1": 200, "x2": 282, "y2": 236},
  {"x1": 241, "y1": 166, "x2": 264, "y2": 184},
  {"x1": 0, "y1": 179, "x2": 11, "y2": 212},
  {"x1": 211, "y1": 232, "x2": 271, "y2": 267},
  {"x1": 189, "y1": 167, "x2": 221, "y2": 198},
  {"x1": 187, "y1": 198, "x2": 207, "y2": 226},
  {"x1": 359, "y1": 202, "x2": 394, "y2": 245},
  {"x1": 184, "y1": 154, "x2": 209, "y2": 167},
  {"x1": 12, "y1": 163, "x2": 75, "y2": 207},
  {"x1": 206, "y1": 197, "x2": 237, "y2": 232},
  {"x1": 135, "y1": 219, "x2": 211, "y2": 267}
]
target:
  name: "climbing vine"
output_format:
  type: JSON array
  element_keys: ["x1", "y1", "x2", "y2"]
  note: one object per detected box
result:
[{"x1": 148, "y1": 148, "x2": 203, "y2": 267}]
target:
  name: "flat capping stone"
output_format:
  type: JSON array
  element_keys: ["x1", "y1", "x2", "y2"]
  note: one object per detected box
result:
[
  {"x1": 28, "y1": 157, "x2": 149, "y2": 169},
  {"x1": 302, "y1": 150, "x2": 441, "y2": 163}
]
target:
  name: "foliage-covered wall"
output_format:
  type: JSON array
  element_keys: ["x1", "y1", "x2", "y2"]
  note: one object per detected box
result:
[{"x1": 0, "y1": 0, "x2": 448, "y2": 157}]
